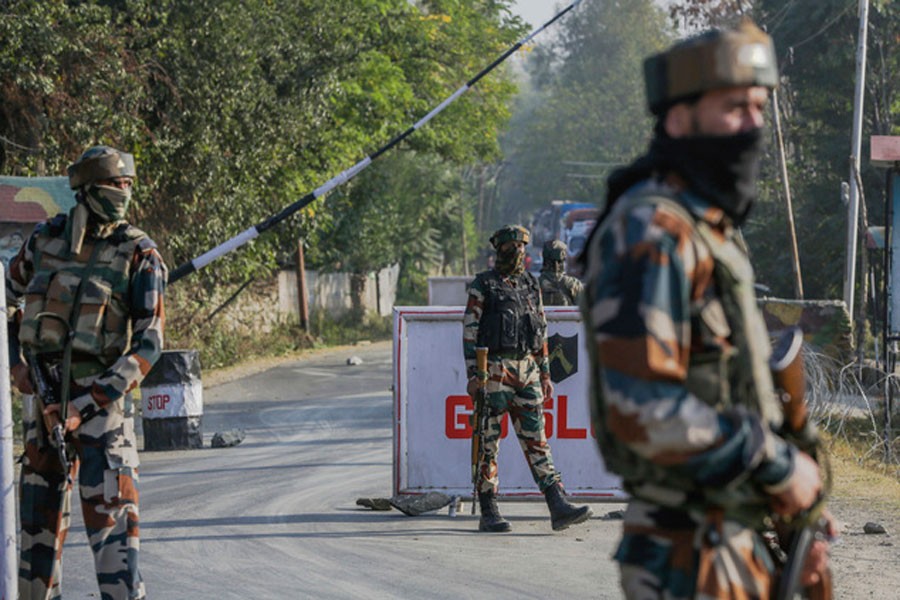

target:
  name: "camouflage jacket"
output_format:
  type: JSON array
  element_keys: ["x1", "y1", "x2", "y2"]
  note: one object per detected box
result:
[
  {"x1": 539, "y1": 270, "x2": 583, "y2": 306},
  {"x1": 6, "y1": 211, "x2": 167, "y2": 422},
  {"x1": 580, "y1": 179, "x2": 793, "y2": 524},
  {"x1": 463, "y1": 269, "x2": 550, "y2": 378}
]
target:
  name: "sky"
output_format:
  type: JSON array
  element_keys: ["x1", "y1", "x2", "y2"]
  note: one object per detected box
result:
[
  {"x1": 510, "y1": 0, "x2": 566, "y2": 28},
  {"x1": 510, "y1": 0, "x2": 674, "y2": 28}
]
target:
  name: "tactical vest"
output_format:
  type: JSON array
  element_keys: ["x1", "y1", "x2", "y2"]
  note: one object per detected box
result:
[
  {"x1": 476, "y1": 270, "x2": 546, "y2": 356},
  {"x1": 19, "y1": 215, "x2": 152, "y2": 367},
  {"x1": 586, "y1": 190, "x2": 781, "y2": 524},
  {"x1": 540, "y1": 272, "x2": 577, "y2": 306}
]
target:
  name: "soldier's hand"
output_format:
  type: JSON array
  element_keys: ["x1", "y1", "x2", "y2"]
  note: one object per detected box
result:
[
  {"x1": 770, "y1": 450, "x2": 822, "y2": 517},
  {"x1": 43, "y1": 402, "x2": 82, "y2": 435},
  {"x1": 802, "y1": 510, "x2": 837, "y2": 587},
  {"x1": 541, "y1": 378, "x2": 553, "y2": 402},
  {"x1": 11, "y1": 361, "x2": 33, "y2": 394},
  {"x1": 466, "y1": 377, "x2": 480, "y2": 398}
]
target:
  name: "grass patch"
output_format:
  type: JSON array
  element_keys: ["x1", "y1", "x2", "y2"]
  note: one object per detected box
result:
[
  {"x1": 821, "y1": 416, "x2": 900, "y2": 517},
  {"x1": 309, "y1": 310, "x2": 392, "y2": 348},
  {"x1": 167, "y1": 310, "x2": 392, "y2": 370},
  {"x1": 826, "y1": 439, "x2": 900, "y2": 522}
]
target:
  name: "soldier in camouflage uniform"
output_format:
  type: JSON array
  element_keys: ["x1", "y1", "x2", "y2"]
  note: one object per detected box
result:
[
  {"x1": 579, "y1": 21, "x2": 834, "y2": 598},
  {"x1": 538, "y1": 240, "x2": 582, "y2": 306},
  {"x1": 463, "y1": 224, "x2": 592, "y2": 533},
  {"x1": 6, "y1": 146, "x2": 166, "y2": 600}
]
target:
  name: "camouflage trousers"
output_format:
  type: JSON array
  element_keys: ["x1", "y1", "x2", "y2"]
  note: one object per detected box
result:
[
  {"x1": 615, "y1": 501, "x2": 776, "y2": 599},
  {"x1": 475, "y1": 355, "x2": 561, "y2": 494},
  {"x1": 18, "y1": 395, "x2": 145, "y2": 600}
]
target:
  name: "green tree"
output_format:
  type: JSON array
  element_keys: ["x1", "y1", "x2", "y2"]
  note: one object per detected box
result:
[
  {"x1": 494, "y1": 0, "x2": 672, "y2": 227},
  {"x1": 302, "y1": 0, "x2": 527, "y2": 315},
  {"x1": 310, "y1": 150, "x2": 468, "y2": 314},
  {"x1": 0, "y1": 0, "x2": 527, "y2": 309},
  {"x1": 0, "y1": 1, "x2": 152, "y2": 173},
  {"x1": 665, "y1": 1, "x2": 900, "y2": 303}
]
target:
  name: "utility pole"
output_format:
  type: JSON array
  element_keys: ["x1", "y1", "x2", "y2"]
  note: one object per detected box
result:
[
  {"x1": 460, "y1": 200, "x2": 470, "y2": 276},
  {"x1": 772, "y1": 86, "x2": 804, "y2": 299},
  {"x1": 296, "y1": 240, "x2": 310, "y2": 333},
  {"x1": 843, "y1": 0, "x2": 870, "y2": 319}
]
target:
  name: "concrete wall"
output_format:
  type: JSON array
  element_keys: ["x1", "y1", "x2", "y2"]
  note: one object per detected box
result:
[
  {"x1": 427, "y1": 276, "x2": 473, "y2": 306},
  {"x1": 279, "y1": 265, "x2": 399, "y2": 318}
]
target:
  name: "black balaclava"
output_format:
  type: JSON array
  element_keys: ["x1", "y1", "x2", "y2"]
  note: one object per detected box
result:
[
  {"x1": 496, "y1": 243, "x2": 525, "y2": 276},
  {"x1": 542, "y1": 258, "x2": 564, "y2": 277},
  {"x1": 604, "y1": 120, "x2": 766, "y2": 227}
]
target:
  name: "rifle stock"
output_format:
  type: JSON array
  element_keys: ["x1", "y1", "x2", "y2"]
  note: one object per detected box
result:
[
  {"x1": 470, "y1": 347, "x2": 489, "y2": 515},
  {"x1": 770, "y1": 327, "x2": 832, "y2": 600},
  {"x1": 771, "y1": 326, "x2": 806, "y2": 433}
]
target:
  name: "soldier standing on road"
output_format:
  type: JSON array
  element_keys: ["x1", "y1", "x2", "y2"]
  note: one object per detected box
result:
[
  {"x1": 6, "y1": 146, "x2": 166, "y2": 600},
  {"x1": 463, "y1": 224, "x2": 592, "y2": 533},
  {"x1": 538, "y1": 240, "x2": 583, "y2": 306},
  {"x1": 580, "y1": 21, "x2": 834, "y2": 598}
]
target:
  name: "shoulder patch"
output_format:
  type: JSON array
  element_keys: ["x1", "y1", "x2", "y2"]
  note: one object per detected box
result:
[
  {"x1": 36, "y1": 213, "x2": 68, "y2": 238},
  {"x1": 136, "y1": 236, "x2": 158, "y2": 252}
]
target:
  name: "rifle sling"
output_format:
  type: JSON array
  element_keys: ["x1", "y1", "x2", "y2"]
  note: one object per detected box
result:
[{"x1": 58, "y1": 239, "x2": 106, "y2": 416}]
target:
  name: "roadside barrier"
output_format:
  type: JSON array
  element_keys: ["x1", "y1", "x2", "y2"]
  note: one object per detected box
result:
[{"x1": 141, "y1": 349, "x2": 204, "y2": 450}]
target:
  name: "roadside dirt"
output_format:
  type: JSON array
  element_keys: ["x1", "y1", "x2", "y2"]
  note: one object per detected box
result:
[{"x1": 824, "y1": 453, "x2": 900, "y2": 599}]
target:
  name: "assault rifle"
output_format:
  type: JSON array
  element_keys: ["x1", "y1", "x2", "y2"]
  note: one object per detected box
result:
[
  {"x1": 24, "y1": 348, "x2": 73, "y2": 484},
  {"x1": 770, "y1": 327, "x2": 833, "y2": 600},
  {"x1": 470, "y1": 347, "x2": 489, "y2": 515},
  {"x1": 776, "y1": 512, "x2": 833, "y2": 600}
]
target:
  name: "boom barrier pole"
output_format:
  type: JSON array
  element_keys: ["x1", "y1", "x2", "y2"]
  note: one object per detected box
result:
[{"x1": 168, "y1": 0, "x2": 584, "y2": 284}]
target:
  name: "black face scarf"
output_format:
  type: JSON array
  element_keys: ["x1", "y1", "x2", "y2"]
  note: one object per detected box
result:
[
  {"x1": 604, "y1": 126, "x2": 766, "y2": 227},
  {"x1": 496, "y1": 244, "x2": 525, "y2": 276}
]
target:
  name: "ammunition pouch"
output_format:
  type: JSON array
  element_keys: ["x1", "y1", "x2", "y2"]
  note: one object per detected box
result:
[
  {"x1": 18, "y1": 220, "x2": 147, "y2": 365},
  {"x1": 476, "y1": 272, "x2": 545, "y2": 355}
]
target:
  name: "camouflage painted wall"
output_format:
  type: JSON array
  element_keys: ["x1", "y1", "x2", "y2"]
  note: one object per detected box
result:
[{"x1": 759, "y1": 299, "x2": 853, "y2": 360}]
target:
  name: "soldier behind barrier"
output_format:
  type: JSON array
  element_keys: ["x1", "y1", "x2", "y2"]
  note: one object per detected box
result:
[
  {"x1": 538, "y1": 240, "x2": 583, "y2": 306},
  {"x1": 579, "y1": 20, "x2": 835, "y2": 599},
  {"x1": 462, "y1": 224, "x2": 592, "y2": 533},
  {"x1": 6, "y1": 145, "x2": 167, "y2": 600}
]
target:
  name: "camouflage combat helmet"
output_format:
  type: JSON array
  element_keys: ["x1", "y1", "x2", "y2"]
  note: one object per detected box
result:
[
  {"x1": 543, "y1": 240, "x2": 567, "y2": 262},
  {"x1": 490, "y1": 225, "x2": 530, "y2": 249},
  {"x1": 67, "y1": 145, "x2": 136, "y2": 189},
  {"x1": 643, "y1": 18, "x2": 778, "y2": 115}
]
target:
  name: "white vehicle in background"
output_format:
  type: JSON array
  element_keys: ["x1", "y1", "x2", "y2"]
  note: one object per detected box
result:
[
  {"x1": 561, "y1": 207, "x2": 599, "y2": 276},
  {"x1": 528, "y1": 201, "x2": 598, "y2": 275}
]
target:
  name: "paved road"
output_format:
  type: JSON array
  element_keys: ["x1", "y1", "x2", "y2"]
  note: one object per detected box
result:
[{"x1": 59, "y1": 341, "x2": 625, "y2": 599}]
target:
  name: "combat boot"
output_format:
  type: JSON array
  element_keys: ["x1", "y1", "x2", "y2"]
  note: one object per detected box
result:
[
  {"x1": 544, "y1": 482, "x2": 593, "y2": 531},
  {"x1": 478, "y1": 490, "x2": 511, "y2": 533}
]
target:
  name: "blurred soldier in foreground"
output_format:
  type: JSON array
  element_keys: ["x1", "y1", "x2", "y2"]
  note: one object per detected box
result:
[
  {"x1": 463, "y1": 224, "x2": 592, "y2": 533},
  {"x1": 538, "y1": 239, "x2": 583, "y2": 306},
  {"x1": 579, "y1": 20, "x2": 834, "y2": 598},
  {"x1": 6, "y1": 146, "x2": 166, "y2": 599}
]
